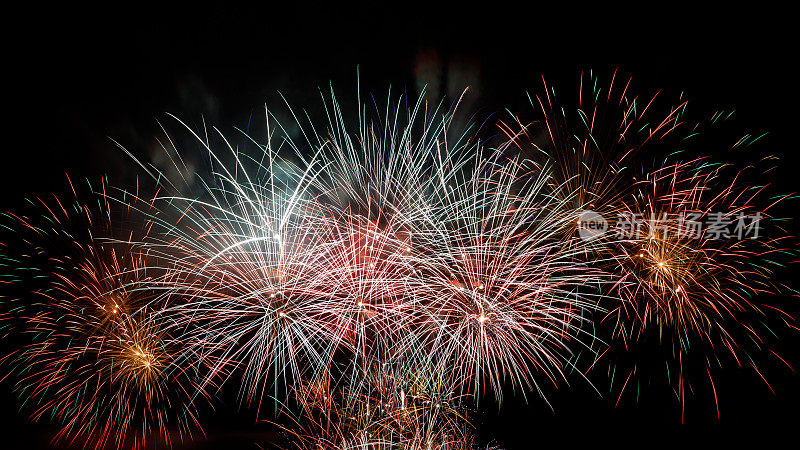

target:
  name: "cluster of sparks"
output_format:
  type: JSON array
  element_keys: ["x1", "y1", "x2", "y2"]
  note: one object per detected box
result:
[{"x1": 0, "y1": 71, "x2": 796, "y2": 448}]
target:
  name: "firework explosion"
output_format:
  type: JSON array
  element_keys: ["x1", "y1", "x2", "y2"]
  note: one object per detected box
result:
[
  {"x1": 505, "y1": 71, "x2": 798, "y2": 418},
  {"x1": 0, "y1": 179, "x2": 211, "y2": 449},
  {"x1": 0, "y1": 71, "x2": 796, "y2": 448}
]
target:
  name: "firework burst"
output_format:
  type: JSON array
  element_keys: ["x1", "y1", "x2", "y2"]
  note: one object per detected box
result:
[
  {"x1": 0, "y1": 72, "x2": 795, "y2": 447},
  {"x1": 2, "y1": 179, "x2": 209, "y2": 449}
]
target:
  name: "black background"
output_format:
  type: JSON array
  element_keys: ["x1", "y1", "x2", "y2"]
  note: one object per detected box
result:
[{"x1": 2, "y1": 3, "x2": 798, "y2": 448}]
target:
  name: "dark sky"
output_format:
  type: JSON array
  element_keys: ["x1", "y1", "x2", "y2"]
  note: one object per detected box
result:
[
  {"x1": 5, "y1": 4, "x2": 797, "y2": 195},
  {"x1": 2, "y1": 3, "x2": 799, "y2": 449}
]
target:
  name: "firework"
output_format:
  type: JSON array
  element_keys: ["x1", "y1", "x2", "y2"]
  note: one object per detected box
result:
[
  {"x1": 0, "y1": 72, "x2": 795, "y2": 447},
  {"x1": 153, "y1": 89, "x2": 601, "y2": 409},
  {"x1": 605, "y1": 156, "x2": 796, "y2": 416},
  {"x1": 2, "y1": 179, "x2": 209, "y2": 449},
  {"x1": 500, "y1": 69, "x2": 689, "y2": 250},
  {"x1": 507, "y1": 71, "x2": 797, "y2": 417},
  {"x1": 275, "y1": 360, "x2": 492, "y2": 450}
]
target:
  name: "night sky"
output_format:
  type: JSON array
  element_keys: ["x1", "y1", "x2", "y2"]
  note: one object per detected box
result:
[{"x1": 3, "y1": 4, "x2": 799, "y2": 448}]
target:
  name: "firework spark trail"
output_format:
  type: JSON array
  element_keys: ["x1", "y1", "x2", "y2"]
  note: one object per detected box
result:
[
  {"x1": 593, "y1": 154, "x2": 798, "y2": 418},
  {"x1": 123, "y1": 86, "x2": 606, "y2": 417},
  {"x1": 404, "y1": 149, "x2": 606, "y2": 403},
  {"x1": 505, "y1": 70, "x2": 797, "y2": 416},
  {"x1": 0, "y1": 179, "x2": 209, "y2": 449},
  {"x1": 612, "y1": 158, "x2": 782, "y2": 334},
  {"x1": 500, "y1": 69, "x2": 689, "y2": 247},
  {"x1": 144, "y1": 164, "x2": 342, "y2": 409},
  {"x1": 0, "y1": 72, "x2": 795, "y2": 448},
  {"x1": 610, "y1": 157, "x2": 796, "y2": 344},
  {"x1": 300, "y1": 87, "x2": 606, "y2": 402},
  {"x1": 273, "y1": 360, "x2": 494, "y2": 450}
]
